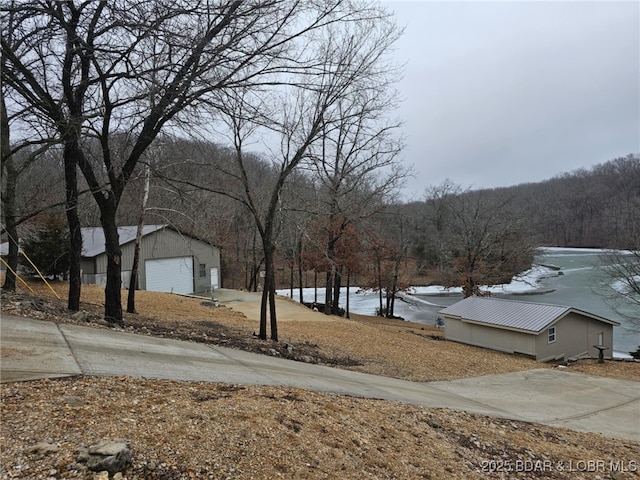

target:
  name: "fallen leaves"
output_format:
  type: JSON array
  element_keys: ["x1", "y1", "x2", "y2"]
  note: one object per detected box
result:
[
  {"x1": 2, "y1": 377, "x2": 639, "y2": 479},
  {"x1": 1, "y1": 283, "x2": 639, "y2": 479}
]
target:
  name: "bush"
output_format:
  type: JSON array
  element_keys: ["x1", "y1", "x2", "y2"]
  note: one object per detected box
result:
[{"x1": 21, "y1": 216, "x2": 70, "y2": 279}]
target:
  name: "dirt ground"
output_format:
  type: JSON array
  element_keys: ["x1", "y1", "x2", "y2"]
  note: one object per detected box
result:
[{"x1": 1, "y1": 282, "x2": 639, "y2": 479}]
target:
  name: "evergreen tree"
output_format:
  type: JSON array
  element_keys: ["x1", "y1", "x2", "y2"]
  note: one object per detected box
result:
[{"x1": 21, "y1": 216, "x2": 70, "y2": 279}]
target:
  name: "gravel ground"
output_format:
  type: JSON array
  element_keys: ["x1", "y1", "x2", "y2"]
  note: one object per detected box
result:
[{"x1": 1, "y1": 283, "x2": 639, "y2": 479}]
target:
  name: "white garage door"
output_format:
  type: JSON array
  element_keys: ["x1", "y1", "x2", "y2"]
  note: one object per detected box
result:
[{"x1": 145, "y1": 257, "x2": 194, "y2": 294}]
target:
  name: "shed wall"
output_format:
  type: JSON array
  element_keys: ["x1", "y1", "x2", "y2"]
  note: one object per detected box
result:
[
  {"x1": 444, "y1": 317, "x2": 536, "y2": 356},
  {"x1": 535, "y1": 312, "x2": 614, "y2": 361}
]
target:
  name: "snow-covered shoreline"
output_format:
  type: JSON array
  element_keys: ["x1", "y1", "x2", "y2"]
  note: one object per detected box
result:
[
  {"x1": 407, "y1": 264, "x2": 558, "y2": 297},
  {"x1": 277, "y1": 248, "x2": 637, "y2": 359}
]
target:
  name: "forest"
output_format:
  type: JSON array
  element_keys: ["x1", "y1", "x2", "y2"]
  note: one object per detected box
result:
[
  {"x1": 4, "y1": 134, "x2": 639, "y2": 317},
  {"x1": 2, "y1": 2, "x2": 638, "y2": 339}
]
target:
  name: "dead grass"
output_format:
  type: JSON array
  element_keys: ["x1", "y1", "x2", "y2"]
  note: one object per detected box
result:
[
  {"x1": 3, "y1": 280, "x2": 638, "y2": 382},
  {"x1": 2, "y1": 377, "x2": 639, "y2": 480},
  {"x1": 1, "y1": 280, "x2": 639, "y2": 479}
]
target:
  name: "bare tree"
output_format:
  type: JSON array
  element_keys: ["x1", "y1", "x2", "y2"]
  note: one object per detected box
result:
[
  {"x1": 1, "y1": 4, "x2": 67, "y2": 292},
  {"x1": 357, "y1": 207, "x2": 410, "y2": 318},
  {"x1": 174, "y1": 3, "x2": 403, "y2": 340},
  {"x1": 0, "y1": 84, "x2": 19, "y2": 291},
  {"x1": 599, "y1": 249, "x2": 640, "y2": 322},
  {"x1": 126, "y1": 160, "x2": 150, "y2": 314},
  {"x1": 416, "y1": 180, "x2": 462, "y2": 275},
  {"x1": 299, "y1": 19, "x2": 405, "y2": 315},
  {"x1": 4, "y1": 1, "x2": 365, "y2": 323}
]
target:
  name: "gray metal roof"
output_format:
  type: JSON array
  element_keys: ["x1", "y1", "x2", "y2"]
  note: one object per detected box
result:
[
  {"x1": 82, "y1": 225, "x2": 167, "y2": 257},
  {"x1": 439, "y1": 296, "x2": 618, "y2": 333}
]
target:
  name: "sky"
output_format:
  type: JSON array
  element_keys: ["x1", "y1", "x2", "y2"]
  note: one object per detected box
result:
[{"x1": 383, "y1": 0, "x2": 640, "y2": 199}]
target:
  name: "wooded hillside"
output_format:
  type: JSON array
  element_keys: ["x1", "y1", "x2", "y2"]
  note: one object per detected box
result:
[
  {"x1": 3, "y1": 1, "x2": 637, "y2": 327},
  {"x1": 6, "y1": 136, "x2": 638, "y2": 294}
]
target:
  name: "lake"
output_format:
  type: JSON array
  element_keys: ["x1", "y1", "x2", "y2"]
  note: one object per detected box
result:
[
  {"x1": 407, "y1": 248, "x2": 639, "y2": 357},
  {"x1": 278, "y1": 248, "x2": 640, "y2": 357}
]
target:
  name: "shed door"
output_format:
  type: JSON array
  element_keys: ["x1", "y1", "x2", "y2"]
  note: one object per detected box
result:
[
  {"x1": 210, "y1": 267, "x2": 219, "y2": 289},
  {"x1": 145, "y1": 257, "x2": 194, "y2": 294}
]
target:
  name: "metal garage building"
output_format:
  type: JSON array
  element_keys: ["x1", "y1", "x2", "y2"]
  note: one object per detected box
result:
[
  {"x1": 440, "y1": 296, "x2": 619, "y2": 362},
  {"x1": 81, "y1": 225, "x2": 220, "y2": 294}
]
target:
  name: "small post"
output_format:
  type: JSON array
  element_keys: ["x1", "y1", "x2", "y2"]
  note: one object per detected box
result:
[
  {"x1": 211, "y1": 287, "x2": 218, "y2": 306},
  {"x1": 593, "y1": 345, "x2": 608, "y2": 364}
]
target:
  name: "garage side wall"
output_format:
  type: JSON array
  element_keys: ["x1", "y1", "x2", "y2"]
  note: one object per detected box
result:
[
  {"x1": 535, "y1": 313, "x2": 614, "y2": 361},
  {"x1": 139, "y1": 228, "x2": 219, "y2": 293},
  {"x1": 444, "y1": 316, "x2": 536, "y2": 356},
  {"x1": 94, "y1": 228, "x2": 220, "y2": 293}
]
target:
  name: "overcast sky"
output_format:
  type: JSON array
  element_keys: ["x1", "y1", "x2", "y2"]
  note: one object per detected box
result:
[{"x1": 384, "y1": 0, "x2": 640, "y2": 199}]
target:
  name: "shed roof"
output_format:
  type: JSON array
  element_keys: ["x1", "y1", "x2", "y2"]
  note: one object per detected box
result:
[
  {"x1": 439, "y1": 296, "x2": 618, "y2": 333},
  {"x1": 81, "y1": 225, "x2": 167, "y2": 257}
]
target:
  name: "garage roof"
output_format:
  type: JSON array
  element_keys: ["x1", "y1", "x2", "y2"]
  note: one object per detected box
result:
[
  {"x1": 81, "y1": 225, "x2": 167, "y2": 257},
  {"x1": 439, "y1": 296, "x2": 618, "y2": 333}
]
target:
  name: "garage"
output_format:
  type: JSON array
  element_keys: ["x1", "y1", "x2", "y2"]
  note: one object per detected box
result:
[
  {"x1": 145, "y1": 256, "x2": 194, "y2": 294},
  {"x1": 81, "y1": 225, "x2": 220, "y2": 293}
]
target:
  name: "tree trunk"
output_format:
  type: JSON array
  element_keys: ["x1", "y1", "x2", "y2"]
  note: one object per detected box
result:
[
  {"x1": 388, "y1": 254, "x2": 401, "y2": 317},
  {"x1": 1, "y1": 167, "x2": 18, "y2": 291},
  {"x1": 249, "y1": 232, "x2": 260, "y2": 292},
  {"x1": 0, "y1": 93, "x2": 17, "y2": 291},
  {"x1": 127, "y1": 239, "x2": 141, "y2": 313},
  {"x1": 377, "y1": 255, "x2": 383, "y2": 316},
  {"x1": 297, "y1": 237, "x2": 304, "y2": 304},
  {"x1": 127, "y1": 164, "x2": 150, "y2": 314},
  {"x1": 63, "y1": 141, "x2": 82, "y2": 311},
  {"x1": 268, "y1": 266, "x2": 278, "y2": 341},
  {"x1": 2, "y1": 223, "x2": 18, "y2": 291},
  {"x1": 346, "y1": 271, "x2": 350, "y2": 319},
  {"x1": 259, "y1": 242, "x2": 276, "y2": 340},
  {"x1": 259, "y1": 280, "x2": 268, "y2": 339},
  {"x1": 101, "y1": 204, "x2": 124, "y2": 325},
  {"x1": 289, "y1": 260, "x2": 294, "y2": 298},
  {"x1": 385, "y1": 290, "x2": 391, "y2": 318},
  {"x1": 324, "y1": 231, "x2": 337, "y2": 315},
  {"x1": 389, "y1": 278, "x2": 397, "y2": 317},
  {"x1": 332, "y1": 265, "x2": 341, "y2": 315},
  {"x1": 258, "y1": 242, "x2": 279, "y2": 341},
  {"x1": 324, "y1": 270, "x2": 333, "y2": 315}
]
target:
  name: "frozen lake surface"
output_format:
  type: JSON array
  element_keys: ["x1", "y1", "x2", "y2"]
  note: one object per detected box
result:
[{"x1": 277, "y1": 248, "x2": 639, "y2": 358}]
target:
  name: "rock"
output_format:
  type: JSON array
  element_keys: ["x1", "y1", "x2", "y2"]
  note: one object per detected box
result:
[
  {"x1": 82, "y1": 440, "x2": 131, "y2": 476},
  {"x1": 427, "y1": 417, "x2": 442, "y2": 429},
  {"x1": 300, "y1": 355, "x2": 315, "y2": 363},
  {"x1": 94, "y1": 472, "x2": 123, "y2": 480},
  {"x1": 29, "y1": 442, "x2": 59, "y2": 455},
  {"x1": 72, "y1": 310, "x2": 90, "y2": 322},
  {"x1": 63, "y1": 395, "x2": 84, "y2": 406}
]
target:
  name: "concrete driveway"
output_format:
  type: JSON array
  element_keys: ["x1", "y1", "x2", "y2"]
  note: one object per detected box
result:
[{"x1": 1, "y1": 313, "x2": 639, "y2": 441}]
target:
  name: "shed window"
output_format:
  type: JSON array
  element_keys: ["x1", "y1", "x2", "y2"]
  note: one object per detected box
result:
[
  {"x1": 548, "y1": 326, "x2": 556, "y2": 344},
  {"x1": 199, "y1": 263, "x2": 207, "y2": 278}
]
